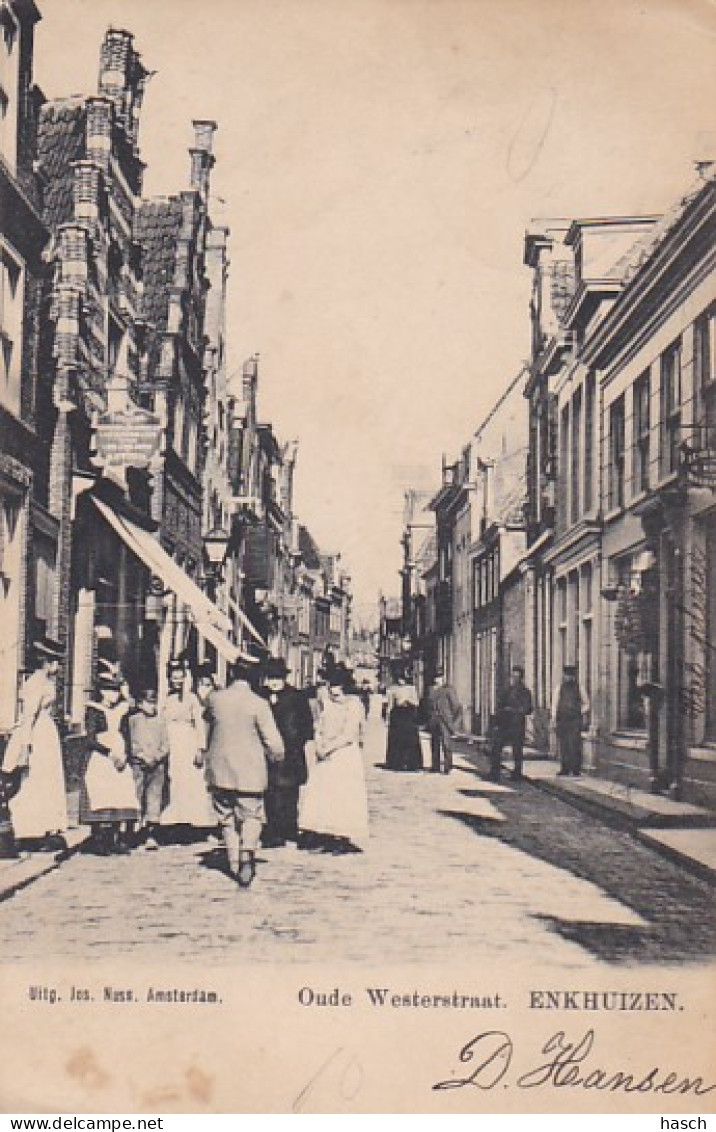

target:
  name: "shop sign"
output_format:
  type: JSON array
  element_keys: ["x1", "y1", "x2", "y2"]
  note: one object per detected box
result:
[{"x1": 91, "y1": 404, "x2": 164, "y2": 485}]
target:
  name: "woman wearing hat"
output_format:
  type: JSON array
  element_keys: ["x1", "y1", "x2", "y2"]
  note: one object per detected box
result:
[
  {"x1": 299, "y1": 663, "x2": 369, "y2": 851},
  {"x1": 81, "y1": 664, "x2": 139, "y2": 854},
  {"x1": 5, "y1": 636, "x2": 68, "y2": 850},
  {"x1": 385, "y1": 670, "x2": 423, "y2": 772},
  {"x1": 160, "y1": 659, "x2": 213, "y2": 834}
]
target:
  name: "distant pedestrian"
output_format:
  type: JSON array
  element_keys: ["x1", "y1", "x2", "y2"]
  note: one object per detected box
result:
[
  {"x1": 490, "y1": 666, "x2": 533, "y2": 782},
  {"x1": 359, "y1": 680, "x2": 372, "y2": 718},
  {"x1": 427, "y1": 668, "x2": 462, "y2": 774},
  {"x1": 81, "y1": 667, "x2": 139, "y2": 855},
  {"x1": 385, "y1": 673, "x2": 422, "y2": 772},
  {"x1": 5, "y1": 636, "x2": 68, "y2": 851},
  {"x1": 300, "y1": 663, "x2": 369, "y2": 851},
  {"x1": 204, "y1": 659, "x2": 285, "y2": 887},
  {"x1": 552, "y1": 665, "x2": 589, "y2": 777},
  {"x1": 161, "y1": 659, "x2": 213, "y2": 835},
  {"x1": 260, "y1": 657, "x2": 314, "y2": 848},
  {"x1": 128, "y1": 688, "x2": 169, "y2": 850}
]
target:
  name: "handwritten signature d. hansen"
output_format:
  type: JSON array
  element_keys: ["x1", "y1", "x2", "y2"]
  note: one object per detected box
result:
[{"x1": 433, "y1": 1030, "x2": 716, "y2": 1096}]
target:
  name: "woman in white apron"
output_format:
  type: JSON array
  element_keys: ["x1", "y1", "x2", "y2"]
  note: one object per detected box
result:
[
  {"x1": 6, "y1": 637, "x2": 68, "y2": 850},
  {"x1": 300, "y1": 663, "x2": 369, "y2": 851},
  {"x1": 161, "y1": 660, "x2": 213, "y2": 833},
  {"x1": 81, "y1": 669, "x2": 139, "y2": 855}
]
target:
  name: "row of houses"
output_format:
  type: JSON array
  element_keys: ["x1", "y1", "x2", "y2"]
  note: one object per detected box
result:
[
  {"x1": 395, "y1": 168, "x2": 716, "y2": 807},
  {"x1": 0, "y1": 3, "x2": 351, "y2": 747}
]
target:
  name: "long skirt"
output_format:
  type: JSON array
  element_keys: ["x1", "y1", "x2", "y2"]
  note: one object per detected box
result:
[
  {"x1": 161, "y1": 721, "x2": 213, "y2": 826},
  {"x1": 10, "y1": 713, "x2": 68, "y2": 838},
  {"x1": 386, "y1": 705, "x2": 423, "y2": 771},
  {"x1": 81, "y1": 752, "x2": 139, "y2": 824},
  {"x1": 299, "y1": 742, "x2": 369, "y2": 846}
]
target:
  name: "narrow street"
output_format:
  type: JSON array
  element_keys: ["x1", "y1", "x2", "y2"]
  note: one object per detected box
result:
[{"x1": 1, "y1": 709, "x2": 714, "y2": 968}]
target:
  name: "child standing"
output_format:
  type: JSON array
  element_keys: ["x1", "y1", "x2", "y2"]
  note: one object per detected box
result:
[{"x1": 128, "y1": 689, "x2": 169, "y2": 850}]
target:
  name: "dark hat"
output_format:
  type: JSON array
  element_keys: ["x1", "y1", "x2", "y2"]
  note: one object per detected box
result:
[
  {"x1": 98, "y1": 672, "x2": 122, "y2": 690},
  {"x1": 195, "y1": 661, "x2": 216, "y2": 681},
  {"x1": 264, "y1": 657, "x2": 289, "y2": 679},
  {"x1": 97, "y1": 658, "x2": 123, "y2": 689},
  {"x1": 138, "y1": 688, "x2": 158, "y2": 703},
  {"x1": 563, "y1": 665, "x2": 578, "y2": 677},
  {"x1": 32, "y1": 635, "x2": 65, "y2": 660},
  {"x1": 326, "y1": 662, "x2": 352, "y2": 689},
  {"x1": 434, "y1": 667, "x2": 445, "y2": 678}
]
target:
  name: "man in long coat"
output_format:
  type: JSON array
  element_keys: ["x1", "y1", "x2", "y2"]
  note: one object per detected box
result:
[
  {"x1": 426, "y1": 668, "x2": 462, "y2": 774},
  {"x1": 260, "y1": 657, "x2": 315, "y2": 848},
  {"x1": 204, "y1": 660, "x2": 284, "y2": 887},
  {"x1": 552, "y1": 665, "x2": 590, "y2": 777}
]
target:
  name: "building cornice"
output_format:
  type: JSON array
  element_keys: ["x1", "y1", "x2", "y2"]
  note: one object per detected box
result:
[{"x1": 583, "y1": 181, "x2": 716, "y2": 371}]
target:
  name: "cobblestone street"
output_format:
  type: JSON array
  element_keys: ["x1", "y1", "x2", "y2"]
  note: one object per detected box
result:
[{"x1": 1, "y1": 712, "x2": 714, "y2": 967}]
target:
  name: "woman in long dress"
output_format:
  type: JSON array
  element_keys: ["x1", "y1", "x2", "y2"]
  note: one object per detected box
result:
[
  {"x1": 161, "y1": 661, "x2": 213, "y2": 833},
  {"x1": 81, "y1": 669, "x2": 139, "y2": 855},
  {"x1": 7, "y1": 637, "x2": 68, "y2": 850},
  {"x1": 385, "y1": 674, "x2": 423, "y2": 772},
  {"x1": 299, "y1": 663, "x2": 369, "y2": 851}
]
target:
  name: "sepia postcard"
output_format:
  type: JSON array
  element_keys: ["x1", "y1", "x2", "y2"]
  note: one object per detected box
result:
[{"x1": 1, "y1": 0, "x2": 715, "y2": 1116}]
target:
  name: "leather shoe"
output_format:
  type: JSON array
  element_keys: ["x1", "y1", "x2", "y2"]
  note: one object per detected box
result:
[{"x1": 237, "y1": 853, "x2": 256, "y2": 888}]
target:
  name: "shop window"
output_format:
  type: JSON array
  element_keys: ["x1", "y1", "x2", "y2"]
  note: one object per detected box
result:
[
  {"x1": 0, "y1": 493, "x2": 22, "y2": 730},
  {"x1": 614, "y1": 556, "x2": 654, "y2": 732},
  {"x1": 660, "y1": 340, "x2": 682, "y2": 477},
  {"x1": 0, "y1": 239, "x2": 24, "y2": 415},
  {"x1": 556, "y1": 577, "x2": 567, "y2": 677},
  {"x1": 609, "y1": 395, "x2": 625, "y2": 510},
  {"x1": 580, "y1": 563, "x2": 593, "y2": 703},
  {"x1": 633, "y1": 370, "x2": 651, "y2": 495}
]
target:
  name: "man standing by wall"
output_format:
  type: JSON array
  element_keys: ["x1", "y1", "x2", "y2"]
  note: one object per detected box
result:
[
  {"x1": 204, "y1": 660, "x2": 284, "y2": 887},
  {"x1": 427, "y1": 669, "x2": 462, "y2": 774},
  {"x1": 490, "y1": 666, "x2": 533, "y2": 782},
  {"x1": 552, "y1": 665, "x2": 589, "y2": 777}
]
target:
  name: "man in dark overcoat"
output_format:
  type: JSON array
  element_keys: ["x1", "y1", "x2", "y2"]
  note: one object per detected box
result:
[
  {"x1": 260, "y1": 657, "x2": 315, "y2": 848},
  {"x1": 426, "y1": 668, "x2": 462, "y2": 774}
]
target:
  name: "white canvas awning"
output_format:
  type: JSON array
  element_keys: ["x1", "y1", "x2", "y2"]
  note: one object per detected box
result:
[{"x1": 92, "y1": 496, "x2": 265, "y2": 663}]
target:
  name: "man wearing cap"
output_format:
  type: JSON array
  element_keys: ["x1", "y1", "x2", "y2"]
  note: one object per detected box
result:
[
  {"x1": 260, "y1": 657, "x2": 315, "y2": 849},
  {"x1": 426, "y1": 668, "x2": 462, "y2": 774},
  {"x1": 552, "y1": 665, "x2": 590, "y2": 777},
  {"x1": 491, "y1": 666, "x2": 533, "y2": 782},
  {"x1": 204, "y1": 659, "x2": 285, "y2": 887},
  {"x1": 128, "y1": 689, "x2": 169, "y2": 850}
]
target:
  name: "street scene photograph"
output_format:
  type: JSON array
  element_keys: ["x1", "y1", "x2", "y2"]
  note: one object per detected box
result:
[{"x1": 0, "y1": 0, "x2": 715, "y2": 991}]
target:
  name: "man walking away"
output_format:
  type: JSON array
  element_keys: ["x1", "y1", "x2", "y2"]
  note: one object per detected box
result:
[
  {"x1": 260, "y1": 657, "x2": 314, "y2": 849},
  {"x1": 552, "y1": 665, "x2": 589, "y2": 777},
  {"x1": 492, "y1": 666, "x2": 533, "y2": 782},
  {"x1": 204, "y1": 660, "x2": 285, "y2": 888},
  {"x1": 427, "y1": 668, "x2": 462, "y2": 774},
  {"x1": 128, "y1": 688, "x2": 169, "y2": 849}
]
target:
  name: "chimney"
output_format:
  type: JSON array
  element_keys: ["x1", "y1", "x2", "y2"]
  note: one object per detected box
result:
[
  {"x1": 190, "y1": 119, "x2": 217, "y2": 201},
  {"x1": 98, "y1": 28, "x2": 149, "y2": 149}
]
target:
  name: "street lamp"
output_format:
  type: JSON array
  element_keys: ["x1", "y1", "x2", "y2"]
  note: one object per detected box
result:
[{"x1": 203, "y1": 526, "x2": 231, "y2": 580}]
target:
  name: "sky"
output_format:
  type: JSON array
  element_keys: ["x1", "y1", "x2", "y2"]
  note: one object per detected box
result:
[{"x1": 36, "y1": 0, "x2": 716, "y2": 624}]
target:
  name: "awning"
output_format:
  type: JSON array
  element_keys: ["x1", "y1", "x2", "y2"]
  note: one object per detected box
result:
[{"x1": 92, "y1": 496, "x2": 265, "y2": 662}]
